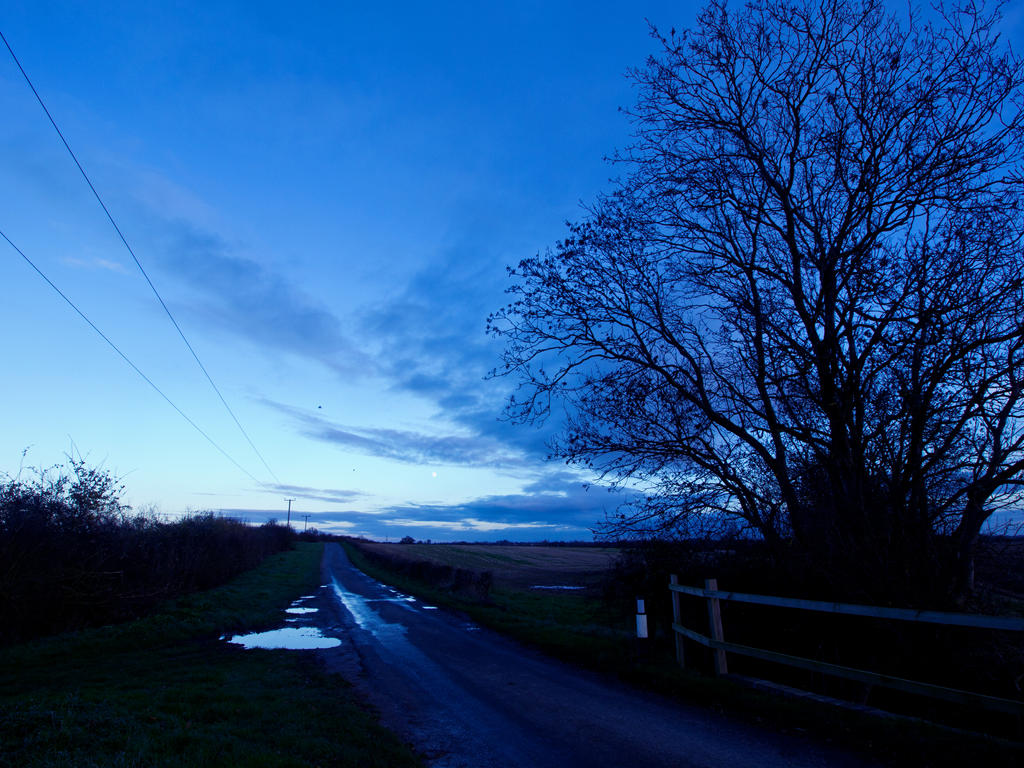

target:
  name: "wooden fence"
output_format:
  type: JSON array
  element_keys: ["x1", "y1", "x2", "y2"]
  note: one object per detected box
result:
[{"x1": 669, "y1": 576, "x2": 1024, "y2": 716}]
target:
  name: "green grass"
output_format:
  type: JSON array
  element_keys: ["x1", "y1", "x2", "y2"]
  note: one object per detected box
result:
[
  {"x1": 344, "y1": 541, "x2": 1023, "y2": 768},
  {"x1": 0, "y1": 543, "x2": 421, "y2": 768}
]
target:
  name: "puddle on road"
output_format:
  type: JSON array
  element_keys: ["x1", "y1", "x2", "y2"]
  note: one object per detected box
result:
[
  {"x1": 222, "y1": 588, "x2": 342, "y2": 650},
  {"x1": 332, "y1": 580, "x2": 390, "y2": 633},
  {"x1": 530, "y1": 585, "x2": 584, "y2": 591},
  {"x1": 381, "y1": 588, "x2": 417, "y2": 603},
  {"x1": 330, "y1": 579, "x2": 418, "y2": 645},
  {"x1": 227, "y1": 626, "x2": 342, "y2": 650}
]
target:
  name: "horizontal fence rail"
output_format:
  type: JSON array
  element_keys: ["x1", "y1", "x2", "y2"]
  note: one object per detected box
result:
[
  {"x1": 669, "y1": 576, "x2": 1024, "y2": 717},
  {"x1": 669, "y1": 583, "x2": 1024, "y2": 632}
]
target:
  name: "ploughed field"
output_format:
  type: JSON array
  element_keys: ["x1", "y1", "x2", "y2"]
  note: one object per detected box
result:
[{"x1": 355, "y1": 542, "x2": 621, "y2": 591}]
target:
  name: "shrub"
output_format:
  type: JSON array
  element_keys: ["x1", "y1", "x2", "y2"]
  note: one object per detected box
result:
[{"x1": 0, "y1": 459, "x2": 296, "y2": 645}]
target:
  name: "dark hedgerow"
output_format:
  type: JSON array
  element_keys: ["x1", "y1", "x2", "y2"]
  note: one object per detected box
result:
[{"x1": 0, "y1": 458, "x2": 296, "y2": 645}]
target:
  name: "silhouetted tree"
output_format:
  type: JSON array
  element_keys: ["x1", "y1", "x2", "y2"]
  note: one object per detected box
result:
[{"x1": 489, "y1": 0, "x2": 1024, "y2": 602}]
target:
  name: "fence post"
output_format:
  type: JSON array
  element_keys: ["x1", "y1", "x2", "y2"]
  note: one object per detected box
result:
[
  {"x1": 705, "y1": 577, "x2": 728, "y2": 675},
  {"x1": 670, "y1": 574, "x2": 685, "y2": 668}
]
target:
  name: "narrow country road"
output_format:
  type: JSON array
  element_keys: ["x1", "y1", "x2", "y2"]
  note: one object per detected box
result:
[{"x1": 310, "y1": 543, "x2": 876, "y2": 768}]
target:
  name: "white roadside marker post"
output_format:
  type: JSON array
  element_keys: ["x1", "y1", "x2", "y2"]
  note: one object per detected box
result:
[{"x1": 636, "y1": 598, "x2": 648, "y2": 639}]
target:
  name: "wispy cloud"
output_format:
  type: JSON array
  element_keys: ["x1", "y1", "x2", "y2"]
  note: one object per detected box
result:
[
  {"x1": 383, "y1": 517, "x2": 563, "y2": 533},
  {"x1": 265, "y1": 482, "x2": 365, "y2": 505},
  {"x1": 361, "y1": 246, "x2": 559, "y2": 464},
  {"x1": 218, "y1": 470, "x2": 629, "y2": 541},
  {"x1": 62, "y1": 256, "x2": 129, "y2": 273},
  {"x1": 217, "y1": 508, "x2": 359, "y2": 530},
  {"x1": 262, "y1": 399, "x2": 527, "y2": 469},
  {"x1": 148, "y1": 218, "x2": 373, "y2": 376},
  {"x1": 382, "y1": 469, "x2": 642, "y2": 540}
]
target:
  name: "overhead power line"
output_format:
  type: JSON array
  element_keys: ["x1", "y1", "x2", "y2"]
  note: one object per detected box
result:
[
  {"x1": 0, "y1": 227, "x2": 264, "y2": 486},
  {"x1": 0, "y1": 29, "x2": 280, "y2": 485}
]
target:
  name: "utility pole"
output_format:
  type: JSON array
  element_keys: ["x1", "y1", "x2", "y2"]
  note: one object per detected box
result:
[
  {"x1": 302, "y1": 514, "x2": 311, "y2": 532},
  {"x1": 285, "y1": 498, "x2": 295, "y2": 528}
]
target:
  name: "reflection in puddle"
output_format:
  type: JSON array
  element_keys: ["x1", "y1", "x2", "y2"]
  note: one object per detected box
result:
[
  {"x1": 530, "y1": 585, "x2": 584, "y2": 591},
  {"x1": 381, "y1": 587, "x2": 416, "y2": 602},
  {"x1": 286, "y1": 607, "x2": 319, "y2": 614},
  {"x1": 228, "y1": 626, "x2": 341, "y2": 649},
  {"x1": 331, "y1": 580, "x2": 410, "y2": 644},
  {"x1": 423, "y1": 606, "x2": 439, "y2": 610}
]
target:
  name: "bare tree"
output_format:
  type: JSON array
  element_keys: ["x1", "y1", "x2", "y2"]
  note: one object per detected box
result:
[{"x1": 489, "y1": 0, "x2": 1024, "y2": 602}]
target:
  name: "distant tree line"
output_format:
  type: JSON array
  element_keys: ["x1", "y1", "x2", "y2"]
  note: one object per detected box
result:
[
  {"x1": 392, "y1": 536, "x2": 617, "y2": 548},
  {"x1": 0, "y1": 458, "x2": 295, "y2": 645}
]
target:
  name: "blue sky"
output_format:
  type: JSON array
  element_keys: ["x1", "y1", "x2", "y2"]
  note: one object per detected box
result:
[
  {"x1": 0, "y1": 0, "x2": 692, "y2": 540},
  {"x1": 4, "y1": 2, "x2": 1022, "y2": 541}
]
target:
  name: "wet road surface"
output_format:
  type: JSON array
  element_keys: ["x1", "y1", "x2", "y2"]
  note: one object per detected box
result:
[{"x1": 310, "y1": 543, "x2": 876, "y2": 768}]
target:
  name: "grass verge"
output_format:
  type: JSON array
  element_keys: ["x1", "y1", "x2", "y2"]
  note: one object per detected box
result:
[
  {"x1": 343, "y1": 541, "x2": 1023, "y2": 768},
  {"x1": 0, "y1": 543, "x2": 421, "y2": 768}
]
